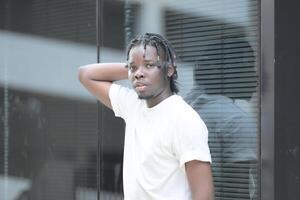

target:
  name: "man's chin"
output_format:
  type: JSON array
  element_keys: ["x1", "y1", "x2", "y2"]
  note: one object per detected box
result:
[{"x1": 138, "y1": 94, "x2": 152, "y2": 100}]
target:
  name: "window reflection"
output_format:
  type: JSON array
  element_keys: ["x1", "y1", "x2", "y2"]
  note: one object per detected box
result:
[
  {"x1": 167, "y1": 12, "x2": 258, "y2": 200},
  {"x1": 185, "y1": 47, "x2": 258, "y2": 198}
]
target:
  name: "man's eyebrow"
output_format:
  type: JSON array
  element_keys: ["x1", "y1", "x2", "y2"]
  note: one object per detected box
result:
[{"x1": 143, "y1": 59, "x2": 156, "y2": 63}]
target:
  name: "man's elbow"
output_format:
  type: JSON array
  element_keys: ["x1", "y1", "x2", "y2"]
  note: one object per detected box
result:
[{"x1": 78, "y1": 66, "x2": 89, "y2": 83}]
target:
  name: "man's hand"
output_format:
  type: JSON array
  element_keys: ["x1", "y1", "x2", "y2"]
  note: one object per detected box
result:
[{"x1": 185, "y1": 160, "x2": 214, "y2": 200}]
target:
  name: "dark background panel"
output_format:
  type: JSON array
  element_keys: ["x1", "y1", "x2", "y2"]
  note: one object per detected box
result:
[{"x1": 275, "y1": 1, "x2": 300, "y2": 200}]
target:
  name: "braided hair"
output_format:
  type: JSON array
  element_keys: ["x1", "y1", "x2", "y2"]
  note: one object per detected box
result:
[{"x1": 126, "y1": 33, "x2": 179, "y2": 94}]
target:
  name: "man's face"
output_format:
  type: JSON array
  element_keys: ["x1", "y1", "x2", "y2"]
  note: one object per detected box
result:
[{"x1": 127, "y1": 45, "x2": 173, "y2": 107}]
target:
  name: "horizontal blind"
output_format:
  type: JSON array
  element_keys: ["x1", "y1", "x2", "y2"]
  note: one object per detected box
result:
[
  {"x1": 166, "y1": 1, "x2": 259, "y2": 199},
  {"x1": 29, "y1": 0, "x2": 96, "y2": 44}
]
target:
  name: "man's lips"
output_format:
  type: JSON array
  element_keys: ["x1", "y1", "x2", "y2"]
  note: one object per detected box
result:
[
  {"x1": 134, "y1": 82, "x2": 147, "y2": 92},
  {"x1": 134, "y1": 82, "x2": 147, "y2": 87}
]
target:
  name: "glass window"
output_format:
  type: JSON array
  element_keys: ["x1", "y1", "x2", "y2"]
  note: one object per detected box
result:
[
  {"x1": 1, "y1": 0, "x2": 260, "y2": 199},
  {"x1": 165, "y1": 1, "x2": 259, "y2": 199},
  {"x1": 0, "y1": 0, "x2": 98, "y2": 199}
]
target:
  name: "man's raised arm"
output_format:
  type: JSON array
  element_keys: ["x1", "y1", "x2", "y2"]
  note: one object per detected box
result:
[{"x1": 78, "y1": 63, "x2": 128, "y2": 109}]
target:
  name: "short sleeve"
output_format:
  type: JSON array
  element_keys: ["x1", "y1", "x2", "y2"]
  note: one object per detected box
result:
[
  {"x1": 109, "y1": 83, "x2": 137, "y2": 120},
  {"x1": 173, "y1": 110, "x2": 212, "y2": 167}
]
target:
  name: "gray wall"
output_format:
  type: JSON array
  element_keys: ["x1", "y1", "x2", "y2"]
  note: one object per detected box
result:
[{"x1": 275, "y1": 0, "x2": 300, "y2": 199}]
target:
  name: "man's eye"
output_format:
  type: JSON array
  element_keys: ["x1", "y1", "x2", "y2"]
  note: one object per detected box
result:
[
  {"x1": 145, "y1": 63, "x2": 155, "y2": 69},
  {"x1": 129, "y1": 65, "x2": 137, "y2": 71}
]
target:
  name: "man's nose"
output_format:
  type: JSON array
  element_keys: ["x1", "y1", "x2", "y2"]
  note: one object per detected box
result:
[{"x1": 134, "y1": 66, "x2": 145, "y2": 79}]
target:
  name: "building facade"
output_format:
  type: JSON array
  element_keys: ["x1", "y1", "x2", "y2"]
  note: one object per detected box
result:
[{"x1": 0, "y1": 0, "x2": 299, "y2": 199}]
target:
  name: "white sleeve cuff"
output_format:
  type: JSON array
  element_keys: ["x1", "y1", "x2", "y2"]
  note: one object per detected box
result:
[{"x1": 179, "y1": 149, "x2": 212, "y2": 168}]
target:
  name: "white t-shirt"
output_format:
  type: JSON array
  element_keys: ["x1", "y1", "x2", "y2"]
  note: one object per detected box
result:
[{"x1": 109, "y1": 83, "x2": 211, "y2": 200}]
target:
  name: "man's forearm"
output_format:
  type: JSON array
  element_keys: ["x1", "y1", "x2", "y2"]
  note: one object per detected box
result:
[
  {"x1": 78, "y1": 63, "x2": 128, "y2": 109},
  {"x1": 78, "y1": 63, "x2": 128, "y2": 82}
]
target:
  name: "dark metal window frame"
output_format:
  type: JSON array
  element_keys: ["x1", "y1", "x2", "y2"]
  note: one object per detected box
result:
[{"x1": 261, "y1": 0, "x2": 275, "y2": 199}]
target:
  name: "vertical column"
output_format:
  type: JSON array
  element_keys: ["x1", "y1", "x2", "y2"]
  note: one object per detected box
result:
[
  {"x1": 261, "y1": 0, "x2": 275, "y2": 199},
  {"x1": 136, "y1": 0, "x2": 164, "y2": 34}
]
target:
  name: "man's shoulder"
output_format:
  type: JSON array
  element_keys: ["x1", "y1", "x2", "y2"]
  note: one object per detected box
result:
[
  {"x1": 171, "y1": 95, "x2": 204, "y2": 122},
  {"x1": 109, "y1": 83, "x2": 143, "y2": 119}
]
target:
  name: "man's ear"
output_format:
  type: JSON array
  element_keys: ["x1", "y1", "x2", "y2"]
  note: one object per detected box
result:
[{"x1": 167, "y1": 64, "x2": 175, "y2": 77}]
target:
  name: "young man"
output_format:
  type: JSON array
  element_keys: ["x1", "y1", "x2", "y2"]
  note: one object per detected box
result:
[{"x1": 78, "y1": 33, "x2": 214, "y2": 200}]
